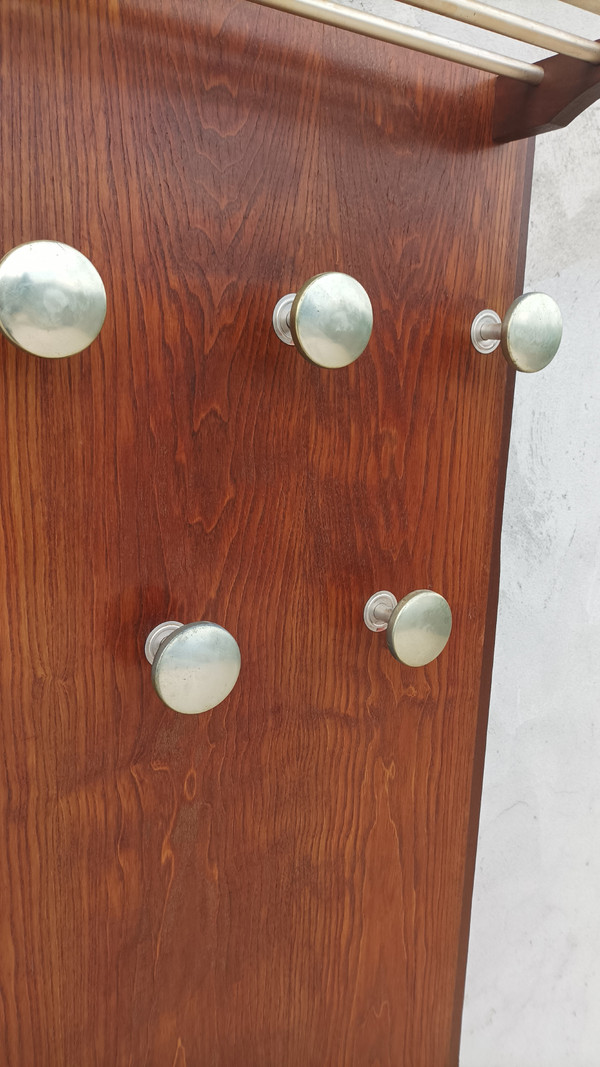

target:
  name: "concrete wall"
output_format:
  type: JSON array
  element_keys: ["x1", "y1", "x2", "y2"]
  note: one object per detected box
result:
[
  {"x1": 343, "y1": 2, "x2": 600, "y2": 1062},
  {"x1": 459, "y1": 22, "x2": 600, "y2": 1067}
]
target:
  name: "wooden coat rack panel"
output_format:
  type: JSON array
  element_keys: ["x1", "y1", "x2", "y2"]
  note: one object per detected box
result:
[{"x1": 0, "y1": 1, "x2": 533, "y2": 1064}]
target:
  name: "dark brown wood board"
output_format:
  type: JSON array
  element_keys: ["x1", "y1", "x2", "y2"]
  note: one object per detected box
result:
[
  {"x1": 0, "y1": 2, "x2": 532, "y2": 1064},
  {"x1": 494, "y1": 38, "x2": 600, "y2": 142}
]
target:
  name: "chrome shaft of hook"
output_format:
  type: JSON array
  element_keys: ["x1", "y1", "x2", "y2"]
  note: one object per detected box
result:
[
  {"x1": 363, "y1": 591, "x2": 398, "y2": 632},
  {"x1": 272, "y1": 293, "x2": 295, "y2": 345},
  {"x1": 471, "y1": 310, "x2": 501, "y2": 353},
  {"x1": 144, "y1": 621, "x2": 183, "y2": 664}
]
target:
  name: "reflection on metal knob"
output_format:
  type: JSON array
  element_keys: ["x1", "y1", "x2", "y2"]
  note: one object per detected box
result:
[
  {"x1": 471, "y1": 292, "x2": 562, "y2": 373},
  {"x1": 272, "y1": 271, "x2": 373, "y2": 368},
  {"x1": 145, "y1": 620, "x2": 241, "y2": 715},
  {"x1": 364, "y1": 589, "x2": 452, "y2": 667},
  {"x1": 0, "y1": 240, "x2": 106, "y2": 358}
]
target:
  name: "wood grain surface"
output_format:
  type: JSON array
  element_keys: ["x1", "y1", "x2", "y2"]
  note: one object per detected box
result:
[
  {"x1": 494, "y1": 40, "x2": 600, "y2": 142},
  {"x1": 0, "y1": 2, "x2": 531, "y2": 1064}
]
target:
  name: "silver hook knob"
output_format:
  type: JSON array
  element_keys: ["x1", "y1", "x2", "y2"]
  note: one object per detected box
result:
[
  {"x1": 471, "y1": 292, "x2": 562, "y2": 373},
  {"x1": 364, "y1": 589, "x2": 452, "y2": 667},
  {"x1": 0, "y1": 240, "x2": 106, "y2": 358},
  {"x1": 272, "y1": 271, "x2": 373, "y2": 368},
  {"x1": 145, "y1": 621, "x2": 241, "y2": 715}
]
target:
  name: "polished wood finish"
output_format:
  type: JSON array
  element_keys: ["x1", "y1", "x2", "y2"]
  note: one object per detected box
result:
[
  {"x1": 494, "y1": 41, "x2": 600, "y2": 142},
  {"x1": 0, "y1": 3, "x2": 532, "y2": 1064}
]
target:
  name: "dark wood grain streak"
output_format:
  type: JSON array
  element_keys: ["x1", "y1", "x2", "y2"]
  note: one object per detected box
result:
[
  {"x1": 493, "y1": 40, "x2": 600, "y2": 143},
  {"x1": 0, "y1": 2, "x2": 531, "y2": 1064}
]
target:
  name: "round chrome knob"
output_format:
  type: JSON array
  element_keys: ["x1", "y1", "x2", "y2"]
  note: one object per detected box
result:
[
  {"x1": 0, "y1": 240, "x2": 106, "y2": 358},
  {"x1": 471, "y1": 293, "x2": 562, "y2": 373},
  {"x1": 145, "y1": 620, "x2": 241, "y2": 715},
  {"x1": 272, "y1": 271, "x2": 373, "y2": 368},
  {"x1": 364, "y1": 589, "x2": 452, "y2": 667}
]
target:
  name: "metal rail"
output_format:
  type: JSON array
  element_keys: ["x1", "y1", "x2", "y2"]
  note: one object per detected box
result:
[
  {"x1": 401, "y1": 0, "x2": 600, "y2": 63},
  {"x1": 250, "y1": 0, "x2": 544, "y2": 82},
  {"x1": 559, "y1": 0, "x2": 600, "y2": 13}
]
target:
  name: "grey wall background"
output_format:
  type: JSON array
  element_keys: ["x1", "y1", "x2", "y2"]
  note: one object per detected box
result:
[
  {"x1": 342, "y1": 2, "x2": 600, "y2": 1062},
  {"x1": 460, "y1": 29, "x2": 600, "y2": 1067}
]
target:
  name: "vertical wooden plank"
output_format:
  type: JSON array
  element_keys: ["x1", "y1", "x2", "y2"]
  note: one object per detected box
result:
[{"x1": 0, "y1": 2, "x2": 531, "y2": 1063}]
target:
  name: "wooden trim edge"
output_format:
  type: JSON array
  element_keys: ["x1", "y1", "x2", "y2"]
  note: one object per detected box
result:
[
  {"x1": 447, "y1": 135, "x2": 537, "y2": 1066},
  {"x1": 493, "y1": 43, "x2": 600, "y2": 143}
]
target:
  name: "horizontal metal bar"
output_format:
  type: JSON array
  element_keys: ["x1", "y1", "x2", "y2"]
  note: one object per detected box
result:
[
  {"x1": 401, "y1": 0, "x2": 600, "y2": 63},
  {"x1": 559, "y1": 0, "x2": 600, "y2": 13},
  {"x1": 250, "y1": 0, "x2": 544, "y2": 82}
]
